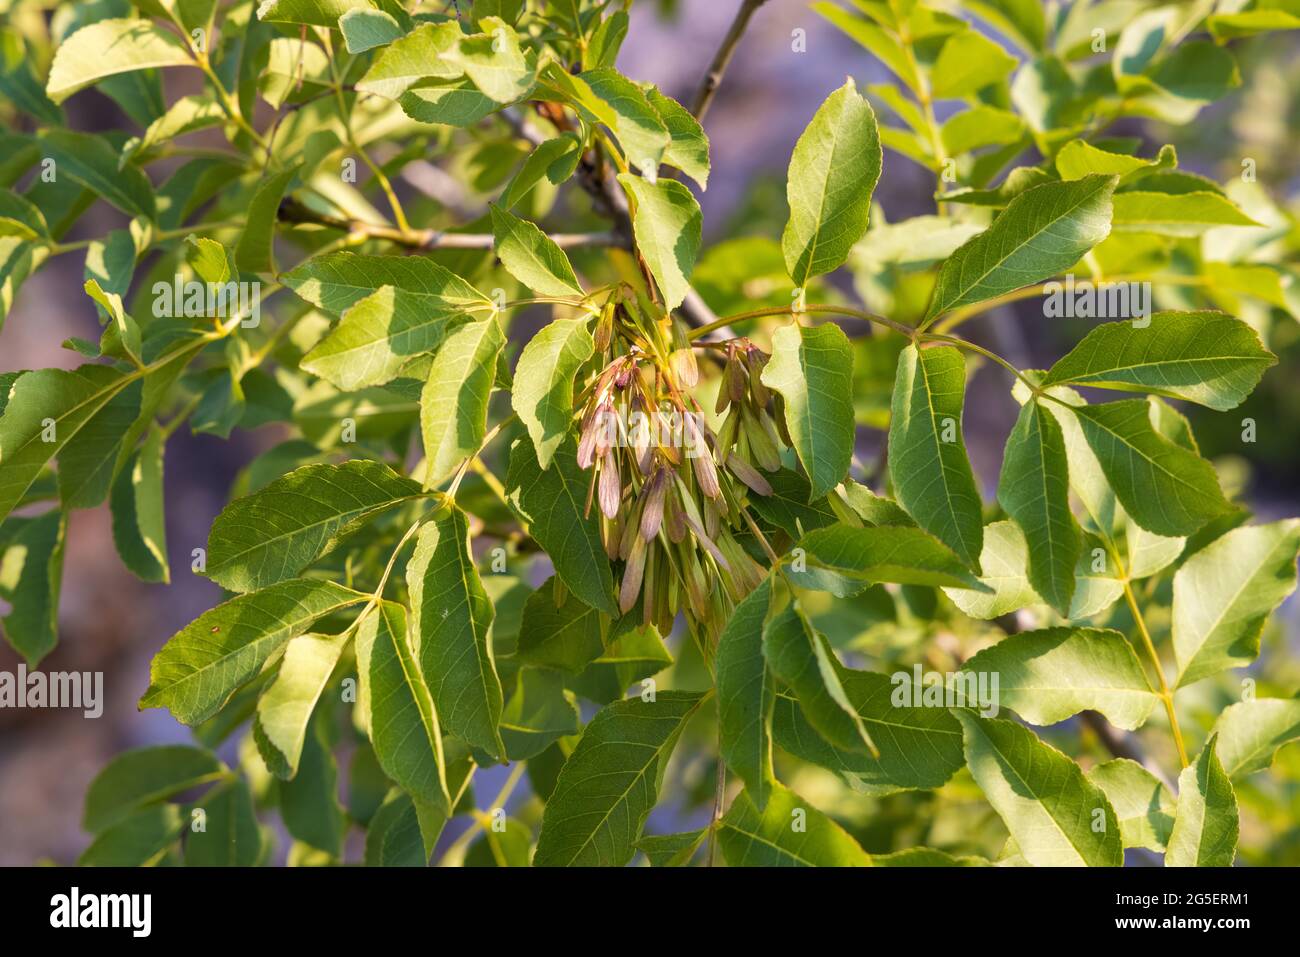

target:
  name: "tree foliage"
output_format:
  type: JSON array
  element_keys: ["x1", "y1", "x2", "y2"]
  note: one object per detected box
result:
[{"x1": 1, "y1": 0, "x2": 1299, "y2": 867}]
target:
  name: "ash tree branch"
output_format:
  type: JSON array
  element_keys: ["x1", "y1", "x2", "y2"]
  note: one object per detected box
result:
[
  {"x1": 278, "y1": 198, "x2": 623, "y2": 250},
  {"x1": 691, "y1": 0, "x2": 771, "y2": 122}
]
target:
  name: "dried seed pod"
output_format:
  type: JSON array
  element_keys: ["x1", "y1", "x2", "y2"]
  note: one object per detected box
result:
[
  {"x1": 593, "y1": 300, "x2": 616, "y2": 352},
  {"x1": 742, "y1": 408, "x2": 782, "y2": 472},
  {"x1": 641, "y1": 540, "x2": 656, "y2": 624},
  {"x1": 639, "y1": 468, "x2": 668, "y2": 541},
  {"x1": 669, "y1": 347, "x2": 698, "y2": 388},
  {"x1": 727, "y1": 454, "x2": 774, "y2": 496},
  {"x1": 772, "y1": 394, "x2": 793, "y2": 447},
  {"x1": 618, "y1": 494, "x2": 644, "y2": 560},
  {"x1": 577, "y1": 411, "x2": 600, "y2": 469},
  {"x1": 598, "y1": 451, "x2": 621, "y2": 519},
  {"x1": 603, "y1": 510, "x2": 624, "y2": 561},
  {"x1": 683, "y1": 415, "x2": 720, "y2": 498},
  {"x1": 715, "y1": 404, "x2": 739, "y2": 464},
  {"x1": 704, "y1": 494, "x2": 721, "y2": 540},
  {"x1": 664, "y1": 486, "x2": 687, "y2": 543},
  {"x1": 592, "y1": 401, "x2": 616, "y2": 458},
  {"x1": 745, "y1": 347, "x2": 771, "y2": 406},
  {"x1": 620, "y1": 534, "x2": 648, "y2": 614}
]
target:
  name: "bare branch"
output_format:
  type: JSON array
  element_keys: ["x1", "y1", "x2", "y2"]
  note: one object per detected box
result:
[
  {"x1": 691, "y1": 0, "x2": 771, "y2": 122},
  {"x1": 278, "y1": 198, "x2": 623, "y2": 250}
]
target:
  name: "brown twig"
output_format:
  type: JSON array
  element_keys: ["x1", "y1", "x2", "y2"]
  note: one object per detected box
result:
[
  {"x1": 278, "y1": 198, "x2": 622, "y2": 250},
  {"x1": 691, "y1": 0, "x2": 771, "y2": 122}
]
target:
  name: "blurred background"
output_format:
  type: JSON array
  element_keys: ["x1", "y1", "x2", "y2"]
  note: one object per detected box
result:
[{"x1": 2, "y1": 0, "x2": 1299, "y2": 865}]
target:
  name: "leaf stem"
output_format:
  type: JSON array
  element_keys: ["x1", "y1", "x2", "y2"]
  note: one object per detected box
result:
[
  {"x1": 690, "y1": 0, "x2": 771, "y2": 122},
  {"x1": 687, "y1": 303, "x2": 916, "y2": 340},
  {"x1": 1120, "y1": 577, "x2": 1190, "y2": 768},
  {"x1": 928, "y1": 273, "x2": 1215, "y2": 334}
]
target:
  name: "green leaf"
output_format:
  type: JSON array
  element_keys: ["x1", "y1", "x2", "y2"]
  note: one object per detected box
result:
[
  {"x1": 812, "y1": 4, "x2": 920, "y2": 95},
  {"x1": 940, "y1": 105, "x2": 1025, "y2": 155},
  {"x1": 140, "y1": 579, "x2": 366, "y2": 725},
  {"x1": 400, "y1": 79, "x2": 499, "y2": 126},
  {"x1": 534, "y1": 690, "x2": 704, "y2": 866},
  {"x1": 279, "y1": 720, "x2": 345, "y2": 856},
  {"x1": 1111, "y1": 191, "x2": 1259, "y2": 237},
  {"x1": 499, "y1": 667, "x2": 580, "y2": 760},
  {"x1": 931, "y1": 30, "x2": 1018, "y2": 98},
  {"x1": 1086, "y1": 759, "x2": 1175, "y2": 852},
  {"x1": 1073, "y1": 399, "x2": 1231, "y2": 537},
  {"x1": 719, "y1": 782, "x2": 872, "y2": 867},
  {"x1": 1055, "y1": 139, "x2": 1176, "y2": 184},
  {"x1": 636, "y1": 829, "x2": 706, "y2": 867},
  {"x1": 110, "y1": 431, "x2": 170, "y2": 583},
  {"x1": 961, "y1": 627, "x2": 1160, "y2": 730},
  {"x1": 420, "y1": 316, "x2": 504, "y2": 484},
  {"x1": 506, "y1": 434, "x2": 617, "y2": 616},
  {"x1": 568, "y1": 618, "x2": 673, "y2": 705},
  {"x1": 407, "y1": 505, "x2": 504, "y2": 760},
  {"x1": 1042, "y1": 312, "x2": 1275, "y2": 412},
  {"x1": 645, "y1": 86, "x2": 709, "y2": 189},
  {"x1": 57, "y1": 375, "x2": 142, "y2": 510},
  {"x1": 364, "y1": 790, "x2": 429, "y2": 866},
  {"x1": 772, "y1": 671, "x2": 964, "y2": 791},
  {"x1": 874, "y1": 848, "x2": 990, "y2": 866},
  {"x1": 1212, "y1": 698, "x2": 1300, "y2": 779},
  {"x1": 782, "y1": 79, "x2": 881, "y2": 288},
  {"x1": 355, "y1": 602, "x2": 450, "y2": 809},
  {"x1": 79, "y1": 804, "x2": 183, "y2": 866},
  {"x1": 1166, "y1": 735, "x2": 1239, "y2": 867},
  {"x1": 956, "y1": 710, "x2": 1123, "y2": 866},
  {"x1": 0, "y1": 510, "x2": 65, "y2": 666},
  {"x1": 304, "y1": 289, "x2": 470, "y2": 391},
  {"x1": 579, "y1": 68, "x2": 671, "y2": 169},
  {"x1": 256, "y1": 0, "x2": 374, "y2": 27},
  {"x1": 83, "y1": 745, "x2": 223, "y2": 833},
  {"x1": 617, "y1": 174, "x2": 702, "y2": 311},
  {"x1": 443, "y1": 17, "x2": 534, "y2": 104},
  {"x1": 234, "y1": 164, "x2": 299, "y2": 274},
  {"x1": 36, "y1": 128, "x2": 156, "y2": 219},
  {"x1": 489, "y1": 205, "x2": 584, "y2": 298},
  {"x1": 746, "y1": 468, "x2": 838, "y2": 537},
  {"x1": 339, "y1": 7, "x2": 405, "y2": 53},
  {"x1": 941, "y1": 520, "x2": 1044, "y2": 619},
  {"x1": 253, "y1": 631, "x2": 348, "y2": 778},
  {"x1": 786, "y1": 524, "x2": 987, "y2": 595},
  {"x1": 517, "y1": 576, "x2": 605, "y2": 673},
  {"x1": 887, "y1": 344, "x2": 984, "y2": 570},
  {"x1": 963, "y1": 0, "x2": 1046, "y2": 52},
  {"x1": 0, "y1": 188, "x2": 49, "y2": 241},
  {"x1": 924, "y1": 175, "x2": 1116, "y2": 322},
  {"x1": 356, "y1": 21, "x2": 463, "y2": 100},
  {"x1": 761, "y1": 322, "x2": 855, "y2": 501},
  {"x1": 762, "y1": 591, "x2": 876, "y2": 756},
  {"x1": 1172, "y1": 520, "x2": 1300, "y2": 687},
  {"x1": 0, "y1": 364, "x2": 134, "y2": 525},
  {"x1": 184, "y1": 779, "x2": 262, "y2": 866},
  {"x1": 206, "y1": 460, "x2": 427, "y2": 593},
  {"x1": 46, "y1": 19, "x2": 194, "y2": 104},
  {"x1": 717, "y1": 576, "x2": 776, "y2": 809},
  {"x1": 465, "y1": 817, "x2": 532, "y2": 866},
  {"x1": 284, "y1": 250, "x2": 493, "y2": 317},
  {"x1": 510, "y1": 315, "x2": 594, "y2": 471},
  {"x1": 997, "y1": 398, "x2": 1081, "y2": 614}
]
